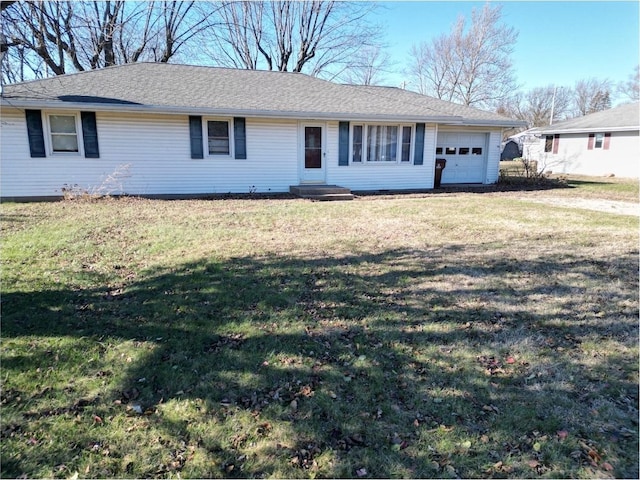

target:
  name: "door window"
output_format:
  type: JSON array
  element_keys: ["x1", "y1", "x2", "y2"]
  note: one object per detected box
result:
[{"x1": 305, "y1": 127, "x2": 322, "y2": 169}]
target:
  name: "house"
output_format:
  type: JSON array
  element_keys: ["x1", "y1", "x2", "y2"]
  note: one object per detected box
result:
[
  {"x1": 525, "y1": 102, "x2": 639, "y2": 178},
  {"x1": 0, "y1": 63, "x2": 524, "y2": 200}
]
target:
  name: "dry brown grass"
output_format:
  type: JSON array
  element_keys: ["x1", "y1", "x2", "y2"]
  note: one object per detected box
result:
[{"x1": 1, "y1": 182, "x2": 638, "y2": 478}]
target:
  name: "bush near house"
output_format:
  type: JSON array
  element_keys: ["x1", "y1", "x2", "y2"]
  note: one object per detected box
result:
[{"x1": 1, "y1": 185, "x2": 638, "y2": 479}]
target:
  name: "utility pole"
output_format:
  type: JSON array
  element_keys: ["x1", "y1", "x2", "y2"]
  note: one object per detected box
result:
[{"x1": 549, "y1": 86, "x2": 557, "y2": 126}]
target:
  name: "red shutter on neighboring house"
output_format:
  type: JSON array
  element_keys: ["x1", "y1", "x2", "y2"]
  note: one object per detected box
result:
[
  {"x1": 587, "y1": 134, "x2": 595, "y2": 150},
  {"x1": 552, "y1": 134, "x2": 560, "y2": 154},
  {"x1": 603, "y1": 132, "x2": 611, "y2": 150}
]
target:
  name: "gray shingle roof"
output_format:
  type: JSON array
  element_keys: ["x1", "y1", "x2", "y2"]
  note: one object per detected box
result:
[
  {"x1": 1, "y1": 62, "x2": 522, "y2": 126},
  {"x1": 532, "y1": 102, "x2": 639, "y2": 134}
]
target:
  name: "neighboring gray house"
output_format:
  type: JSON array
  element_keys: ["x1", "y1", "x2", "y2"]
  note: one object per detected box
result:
[
  {"x1": 525, "y1": 102, "x2": 639, "y2": 178},
  {"x1": 0, "y1": 63, "x2": 524, "y2": 200}
]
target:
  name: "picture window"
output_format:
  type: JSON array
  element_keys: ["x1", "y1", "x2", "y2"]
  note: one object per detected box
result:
[{"x1": 351, "y1": 123, "x2": 413, "y2": 164}]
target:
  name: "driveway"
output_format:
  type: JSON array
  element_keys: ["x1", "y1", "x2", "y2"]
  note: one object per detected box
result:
[{"x1": 518, "y1": 196, "x2": 640, "y2": 216}]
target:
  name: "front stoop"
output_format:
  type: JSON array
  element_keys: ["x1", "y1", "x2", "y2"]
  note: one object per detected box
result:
[{"x1": 290, "y1": 185, "x2": 354, "y2": 201}]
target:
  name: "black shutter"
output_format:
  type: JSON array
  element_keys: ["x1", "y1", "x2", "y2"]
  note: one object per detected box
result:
[
  {"x1": 25, "y1": 110, "x2": 46, "y2": 158},
  {"x1": 338, "y1": 121, "x2": 349, "y2": 166},
  {"x1": 81, "y1": 111, "x2": 100, "y2": 158},
  {"x1": 234, "y1": 117, "x2": 247, "y2": 159},
  {"x1": 414, "y1": 123, "x2": 425, "y2": 165},
  {"x1": 189, "y1": 116, "x2": 203, "y2": 159}
]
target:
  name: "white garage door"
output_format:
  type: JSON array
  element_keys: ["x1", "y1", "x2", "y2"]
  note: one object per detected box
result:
[{"x1": 436, "y1": 132, "x2": 488, "y2": 184}]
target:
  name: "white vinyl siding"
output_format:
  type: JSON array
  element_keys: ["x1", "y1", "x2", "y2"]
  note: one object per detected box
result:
[
  {"x1": 423, "y1": 124, "x2": 438, "y2": 188},
  {"x1": 1, "y1": 106, "x2": 513, "y2": 198},
  {"x1": 0, "y1": 109, "x2": 299, "y2": 197},
  {"x1": 536, "y1": 130, "x2": 639, "y2": 178},
  {"x1": 485, "y1": 130, "x2": 503, "y2": 184}
]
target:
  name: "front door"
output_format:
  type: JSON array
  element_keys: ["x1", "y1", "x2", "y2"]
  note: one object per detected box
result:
[{"x1": 300, "y1": 123, "x2": 326, "y2": 183}]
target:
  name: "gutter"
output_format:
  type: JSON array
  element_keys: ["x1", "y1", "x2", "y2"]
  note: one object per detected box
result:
[
  {"x1": 0, "y1": 98, "x2": 524, "y2": 128},
  {"x1": 533, "y1": 126, "x2": 639, "y2": 134}
]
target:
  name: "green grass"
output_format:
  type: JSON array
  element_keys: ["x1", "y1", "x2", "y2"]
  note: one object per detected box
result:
[{"x1": 1, "y1": 185, "x2": 638, "y2": 479}]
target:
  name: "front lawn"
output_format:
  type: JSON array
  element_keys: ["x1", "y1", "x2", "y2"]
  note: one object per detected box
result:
[
  {"x1": 499, "y1": 160, "x2": 640, "y2": 202},
  {"x1": 1, "y1": 187, "x2": 638, "y2": 478}
]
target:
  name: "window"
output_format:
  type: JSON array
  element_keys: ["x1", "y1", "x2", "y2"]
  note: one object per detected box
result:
[
  {"x1": 544, "y1": 135, "x2": 554, "y2": 153},
  {"x1": 594, "y1": 133, "x2": 604, "y2": 149},
  {"x1": 472, "y1": 147, "x2": 483, "y2": 155},
  {"x1": 49, "y1": 114, "x2": 79, "y2": 153},
  {"x1": 351, "y1": 123, "x2": 412, "y2": 164},
  {"x1": 352, "y1": 125, "x2": 363, "y2": 162},
  {"x1": 589, "y1": 132, "x2": 610, "y2": 151},
  {"x1": 367, "y1": 125, "x2": 397, "y2": 162},
  {"x1": 459, "y1": 147, "x2": 470, "y2": 155},
  {"x1": 401, "y1": 126, "x2": 412, "y2": 162},
  {"x1": 435, "y1": 147, "x2": 443, "y2": 155},
  {"x1": 207, "y1": 120, "x2": 230, "y2": 155},
  {"x1": 445, "y1": 147, "x2": 456, "y2": 155},
  {"x1": 545, "y1": 135, "x2": 560, "y2": 154}
]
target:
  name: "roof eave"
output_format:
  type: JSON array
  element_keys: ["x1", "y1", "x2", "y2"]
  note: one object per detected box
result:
[
  {"x1": 534, "y1": 125, "x2": 640, "y2": 134},
  {"x1": 460, "y1": 119, "x2": 527, "y2": 128},
  {"x1": 0, "y1": 98, "x2": 467, "y2": 123}
]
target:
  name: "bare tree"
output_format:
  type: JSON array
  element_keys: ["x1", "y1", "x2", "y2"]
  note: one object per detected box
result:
[
  {"x1": 408, "y1": 25, "x2": 463, "y2": 99},
  {"x1": 406, "y1": 4, "x2": 518, "y2": 110},
  {"x1": 1, "y1": 1, "x2": 217, "y2": 82},
  {"x1": 338, "y1": 45, "x2": 394, "y2": 85},
  {"x1": 573, "y1": 77, "x2": 612, "y2": 116},
  {"x1": 202, "y1": 1, "x2": 381, "y2": 77},
  {"x1": 617, "y1": 65, "x2": 639, "y2": 102},
  {"x1": 497, "y1": 85, "x2": 573, "y2": 128}
]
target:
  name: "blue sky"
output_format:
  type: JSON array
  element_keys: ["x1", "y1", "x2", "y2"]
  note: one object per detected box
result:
[{"x1": 374, "y1": 1, "x2": 639, "y2": 94}]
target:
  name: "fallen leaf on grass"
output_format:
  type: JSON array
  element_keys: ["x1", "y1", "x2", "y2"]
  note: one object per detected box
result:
[
  {"x1": 506, "y1": 357, "x2": 516, "y2": 364},
  {"x1": 557, "y1": 430, "x2": 568, "y2": 440},
  {"x1": 602, "y1": 462, "x2": 614, "y2": 471},
  {"x1": 482, "y1": 404, "x2": 499, "y2": 413},
  {"x1": 528, "y1": 460, "x2": 540, "y2": 468},
  {"x1": 356, "y1": 468, "x2": 367, "y2": 477}
]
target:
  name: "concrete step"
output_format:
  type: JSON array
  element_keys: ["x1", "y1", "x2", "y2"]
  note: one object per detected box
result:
[
  {"x1": 304, "y1": 193, "x2": 354, "y2": 201},
  {"x1": 290, "y1": 185, "x2": 351, "y2": 196},
  {"x1": 290, "y1": 185, "x2": 353, "y2": 200}
]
